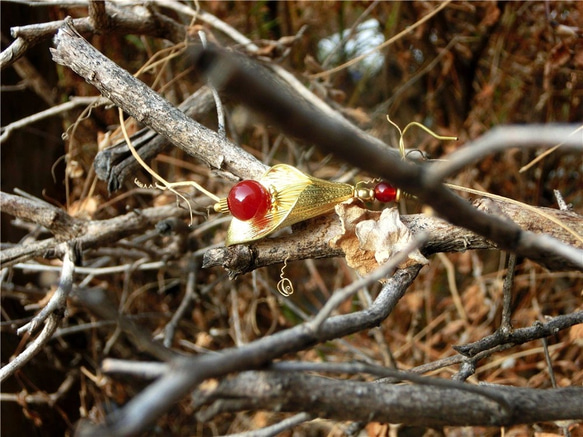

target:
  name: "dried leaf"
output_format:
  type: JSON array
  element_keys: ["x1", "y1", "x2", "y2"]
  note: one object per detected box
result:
[
  {"x1": 330, "y1": 201, "x2": 428, "y2": 276},
  {"x1": 479, "y1": 1, "x2": 501, "y2": 28},
  {"x1": 69, "y1": 196, "x2": 100, "y2": 218},
  {"x1": 569, "y1": 323, "x2": 583, "y2": 346},
  {"x1": 549, "y1": 42, "x2": 572, "y2": 68},
  {"x1": 574, "y1": 46, "x2": 583, "y2": 68}
]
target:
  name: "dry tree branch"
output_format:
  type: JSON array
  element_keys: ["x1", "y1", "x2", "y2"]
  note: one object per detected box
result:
[
  {"x1": 93, "y1": 86, "x2": 217, "y2": 192},
  {"x1": 96, "y1": 307, "x2": 583, "y2": 430},
  {"x1": 50, "y1": 17, "x2": 266, "y2": 180},
  {"x1": 194, "y1": 369, "x2": 583, "y2": 428},
  {"x1": 427, "y1": 124, "x2": 583, "y2": 184},
  {"x1": 454, "y1": 310, "x2": 583, "y2": 357},
  {"x1": 93, "y1": 3, "x2": 418, "y2": 193},
  {"x1": 16, "y1": 242, "x2": 79, "y2": 336},
  {"x1": 0, "y1": 192, "x2": 189, "y2": 268},
  {"x1": 1, "y1": 1, "x2": 186, "y2": 70},
  {"x1": 203, "y1": 198, "x2": 583, "y2": 277},
  {"x1": 168, "y1": 2, "x2": 406, "y2": 160},
  {"x1": 0, "y1": 372, "x2": 77, "y2": 405},
  {"x1": 74, "y1": 265, "x2": 422, "y2": 437},
  {"x1": 48, "y1": 18, "x2": 583, "y2": 272},
  {"x1": 228, "y1": 413, "x2": 314, "y2": 437},
  {"x1": 0, "y1": 191, "x2": 85, "y2": 240},
  {"x1": 0, "y1": 243, "x2": 77, "y2": 382},
  {"x1": 307, "y1": 234, "x2": 427, "y2": 330},
  {"x1": 189, "y1": 45, "x2": 583, "y2": 272},
  {"x1": 161, "y1": 256, "x2": 198, "y2": 348},
  {"x1": 11, "y1": 184, "x2": 579, "y2": 281},
  {"x1": 0, "y1": 96, "x2": 107, "y2": 143}
]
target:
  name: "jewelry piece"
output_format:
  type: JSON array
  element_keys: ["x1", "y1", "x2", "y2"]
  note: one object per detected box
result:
[{"x1": 214, "y1": 164, "x2": 399, "y2": 245}]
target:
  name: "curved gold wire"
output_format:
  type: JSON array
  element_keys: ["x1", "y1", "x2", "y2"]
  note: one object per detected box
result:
[{"x1": 276, "y1": 257, "x2": 294, "y2": 297}]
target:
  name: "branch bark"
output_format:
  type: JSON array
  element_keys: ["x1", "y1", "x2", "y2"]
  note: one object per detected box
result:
[
  {"x1": 203, "y1": 198, "x2": 583, "y2": 276},
  {"x1": 195, "y1": 370, "x2": 583, "y2": 427},
  {"x1": 0, "y1": 191, "x2": 85, "y2": 240},
  {"x1": 50, "y1": 17, "x2": 267, "y2": 181},
  {"x1": 92, "y1": 86, "x2": 218, "y2": 192},
  {"x1": 0, "y1": 193, "x2": 190, "y2": 268},
  {"x1": 190, "y1": 45, "x2": 583, "y2": 272},
  {"x1": 74, "y1": 265, "x2": 422, "y2": 436},
  {"x1": 1, "y1": 2, "x2": 186, "y2": 70}
]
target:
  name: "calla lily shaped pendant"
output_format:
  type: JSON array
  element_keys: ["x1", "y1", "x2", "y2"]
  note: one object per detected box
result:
[{"x1": 214, "y1": 164, "x2": 399, "y2": 246}]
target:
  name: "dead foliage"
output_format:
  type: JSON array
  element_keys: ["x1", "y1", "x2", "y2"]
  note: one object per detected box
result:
[{"x1": 1, "y1": 2, "x2": 582, "y2": 436}]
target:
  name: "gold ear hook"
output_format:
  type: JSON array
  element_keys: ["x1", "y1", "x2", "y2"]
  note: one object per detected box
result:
[
  {"x1": 119, "y1": 108, "x2": 220, "y2": 226},
  {"x1": 277, "y1": 257, "x2": 294, "y2": 297},
  {"x1": 386, "y1": 116, "x2": 457, "y2": 203},
  {"x1": 386, "y1": 115, "x2": 458, "y2": 160}
]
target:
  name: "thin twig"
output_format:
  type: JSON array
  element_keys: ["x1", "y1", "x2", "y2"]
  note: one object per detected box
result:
[
  {"x1": 0, "y1": 242, "x2": 77, "y2": 381},
  {"x1": 539, "y1": 319, "x2": 558, "y2": 389},
  {"x1": 17, "y1": 242, "x2": 77, "y2": 335},
  {"x1": 308, "y1": 233, "x2": 427, "y2": 331},
  {"x1": 162, "y1": 256, "x2": 198, "y2": 348},
  {"x1": 453, "y1": 311, "x2": 583, "y2": 357},
  {"x1": 101, "y1": 358, "x2": 168, "y2": 379},
  {"x1": 1, "y1": 312, "x2": 62, "y2": 382},
  {"x1": 428, "y1": 124, "x2": 583, "y2": 184},
  {"x1": 436, "y1": 252, "x2": 468, "y2": 323},
  {"x1": 224, "y1": 413, "x2": 314, "y2": 437},
  {"x1": 500, "y1": 254, "x2": 517, "y2": 333},
  {"x1": 554, "y1": 189, "x2": 570, "y2": 211},
  {"x1": 1, "y1": 96, "x2": 104, "y2": 143},
  {"x1": 1, "y1": 2, "x2": 186, "y2": 69},
  {"x1": 0, "y1": 372, "x2": 77, "y2": 405},
  {"x1": 198, "y1": 30, "x2": 226, "y2": 137}
]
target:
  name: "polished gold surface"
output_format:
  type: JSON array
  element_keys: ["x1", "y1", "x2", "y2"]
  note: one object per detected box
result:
[
  {"x1": 214, "y1": 198, "x2": 229, "y2": 214},
  {"x1": 225, "y1": 164, "x2": 354, "y2": 245}
]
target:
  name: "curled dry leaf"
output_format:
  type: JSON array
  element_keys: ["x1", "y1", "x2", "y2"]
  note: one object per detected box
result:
[{"x1": 329, "y1": 200, "x2": 428, "y2": 276}]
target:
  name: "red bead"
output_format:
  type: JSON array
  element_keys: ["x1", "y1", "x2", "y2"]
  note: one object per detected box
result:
[
  {"x1": 227, "y1": 180, "x2": 271, "y2": 221},
  {"x1": 374, "y1": 182, "x2": 397, "y2": 202}
]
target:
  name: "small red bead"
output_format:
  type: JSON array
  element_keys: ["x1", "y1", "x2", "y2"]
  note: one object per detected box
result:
[
  {"x1": 227, "y1": 180, "x2": 271, "y2": 221},
  {"x1": 374, "y1": 182, "x2": 397, "y2": 203}
]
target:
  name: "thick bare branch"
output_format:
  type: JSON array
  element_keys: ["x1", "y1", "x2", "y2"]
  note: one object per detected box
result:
[
  {"x1": 196, "y1": 370, "x2": 583, "y2": 427},
  {"x1": 203, "y1": 199, "x2": 583, "y2": 275},
  {"x1": 1, "y1": 2, "x2": 186, "y2": 69},
  {"x1": 0, "y1": 243, "x2": 76, "y2": 382},
  {"x1": 190, "y1": 45, "x2": 583, "y2": 272},
  {"x1": 0, "y1": 191, "x2": 86, "y2": 239},
  {"x1": 0, "y1": 196, "x2": 188, "y2": 268},
  {"x1": 93, "y1": 86, "x2": 218, "y2": 192},
  {"x1": 50, "y1": 18, "x2": 266, "y2": 180},
  {"x1": 74, "y1": 265, "x2": 422, "y2": 436}
]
